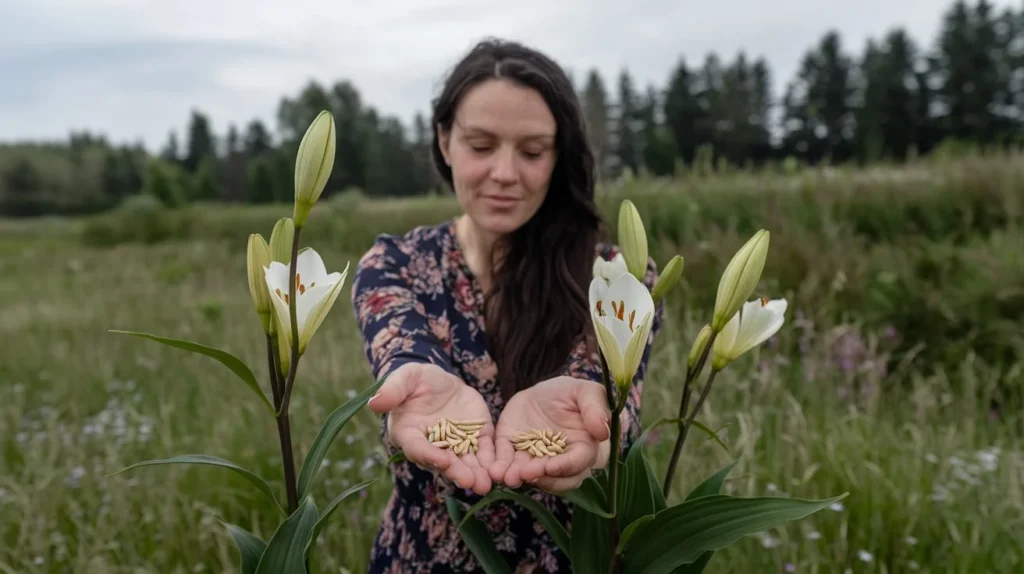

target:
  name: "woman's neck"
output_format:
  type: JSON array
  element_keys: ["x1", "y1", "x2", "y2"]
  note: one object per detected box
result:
[{"x1": 455, "y1": 215, "x2": 503, "y2": 293}]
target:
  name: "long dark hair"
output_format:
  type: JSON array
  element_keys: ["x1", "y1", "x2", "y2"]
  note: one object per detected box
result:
[{"x1": 431, "y1": 38, "x2": 603, "y2": 400}]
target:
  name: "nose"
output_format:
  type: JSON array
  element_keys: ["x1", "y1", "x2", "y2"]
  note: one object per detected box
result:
[{"x1": 490, "y1": 148, "x2": 517, "y2": 184}]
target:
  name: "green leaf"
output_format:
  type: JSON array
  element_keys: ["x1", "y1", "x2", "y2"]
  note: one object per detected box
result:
[
  {"x1": 685, "y1": 459, "x2": 739, "y2": 502},
  {"x1": 109, "y1": 455, "x2": 284, "y2": 514},
  {"x1": 109, "y1": 330, "x2": 274, "y2": 415},
  {"x1": 387, "y1": 452, "x2": 407, "y2": 464},
  {"x1": 445, "y1": 496, "x2": 513, "y2": 574},
  {"x1": 622, "y1": 493, "x2": 849, "y2": 573},
  {"x1": 570, "y1": 504, "x2": 611, "y2": 573},
  {"x1": 616, "y1": 514, "x2": 654, "y2": 554},
  {"x1": 222, "y1": 522, "x2": 266, "y2": 574},
  {"x1": 691, "y1": 420, "x2": 731, "y2": 455},
  {"x1": 672, "y1": 459, "x2": 739, "y2": 573},
  {"x1": 297, "y1": 377, "x2": 385, "y2": 499},
  {"x1": 618, "y1": 416, "x2": 678, "y2": 520},
  {"x1": 670, "y1": 552, "x2": 714, "y2": 573},
  {"x1": 561, "y1": 475, "x2": 613, "y2": 518},
  {"x1": 459, "y1": 488, "x2": 570, "y2": 557},
  {"x1": 304, "y1": 479, "x2": 376, "y2": 561},
  {"x1": 256, "y1": 497, "x2": 319, "y2": 574}
]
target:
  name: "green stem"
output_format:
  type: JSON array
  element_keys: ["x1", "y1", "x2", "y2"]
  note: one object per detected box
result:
[
  {"x1": 662, "y1": 331, "x2": 718, "y2": 498},
  {"x1": 268, "y1": 332, "x2": 298, "y2": 513},
  {"x1": 275, "y1": 225, "x2": 302, "y2": 513},
  {"x1": 600, "y1": 359, "x2": 623, "y2": 574}
]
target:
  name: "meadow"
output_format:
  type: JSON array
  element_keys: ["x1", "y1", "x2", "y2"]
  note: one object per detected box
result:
[{"x1": 2, "y1": 152, "x2": 1023, "y2": 573}]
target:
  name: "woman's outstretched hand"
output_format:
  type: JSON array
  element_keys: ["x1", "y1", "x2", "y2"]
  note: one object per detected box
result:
[
  {"x1": 490, "y1": 376, "x2": 613, "y2": 493},
  {"x1": 368, "y1": 363, "x2": 495, "y2": 495}
]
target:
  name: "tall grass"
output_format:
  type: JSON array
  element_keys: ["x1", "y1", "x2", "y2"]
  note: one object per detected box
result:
[{"x1": 1, "y1": 154, "x2": 1021, "y2": 572}]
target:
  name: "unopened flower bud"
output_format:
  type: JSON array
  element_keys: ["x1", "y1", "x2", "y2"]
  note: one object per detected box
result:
[
  {"x1": 651, "y1": 255, "x2": 684, "y2": 302},
  {"x1": 293, "y1": 110, "x2": 336, "y2": 227},
  {"x1": 712, "y1": 229, "x2": 770, "y2": 332},
  {"x1": 687, "y1": 324, "x2": 712, "y2": 371},
  {"x1": 246, "y1": 234, "x2": 272, "y2": 334},
  {"x1": 269, "y1": 218, "x2": 294, "y2": 264},
  {"x1": 617, "y1": 199, "x2": 649, "y2": 282}
]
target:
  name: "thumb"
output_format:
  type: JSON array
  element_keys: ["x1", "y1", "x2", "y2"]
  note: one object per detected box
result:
[
  {"x1": 367, "y1": 365, "x2": 420, "y2": 414},
  {"x1": 576, "y1": 381, "x2": 611, "y2": 441}
]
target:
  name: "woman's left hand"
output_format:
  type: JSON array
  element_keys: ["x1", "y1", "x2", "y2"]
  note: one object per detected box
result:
[{"x1": 489, "y1": 376, "x2": 613, "y2": 493}]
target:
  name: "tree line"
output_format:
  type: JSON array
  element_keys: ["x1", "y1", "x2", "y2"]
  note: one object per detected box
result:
[{"x1": 1, "y1": 0, "x2": 1022, "y2": 217}]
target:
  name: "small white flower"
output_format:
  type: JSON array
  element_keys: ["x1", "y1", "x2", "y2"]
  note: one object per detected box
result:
[
  {"x1": 806, "y1": 530, "x2": 822, "y2": 540},
  {"x1": 857, "y1": 550, "x2": 873, "y2": 563},
  {"x1": 905, "y1": 535, "x2": 918, "y2": 546},
  {"x1": 265, "y1": 248, "x2": 349, "y2": 356},
  {"x1": 829, "y1": 501, "x2": 845, "y2": 512},
  {"x1": 712, "y1": 298, "x2": 787, "y2": 369}
]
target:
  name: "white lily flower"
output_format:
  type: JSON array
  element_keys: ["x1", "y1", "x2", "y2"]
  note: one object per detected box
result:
[
  {"x1": 711, "y1": 297, "x2": 787, "y2": 370},
  {"x1": 264, "y1": 248, "x2": 349, "y2": 357},
  {"x1": 589, "y1": 272, "x2": 655, "y2": 392}
]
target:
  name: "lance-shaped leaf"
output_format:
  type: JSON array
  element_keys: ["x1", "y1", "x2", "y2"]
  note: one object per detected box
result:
[
  {"x1": 255, "y1": 496, "x2": 319, "y2": 573},
  {"x1": 622, "y1": 493, "x2": 849, "y2": 573},
  {"x1": 109, "y1": 454, "x2": 284, "y2": 515},
  {"x1": 459, "y1": 488, "x2": 570, "y2": 557},
  {"x1": 445, "y1": 496, "x2": 512, "y2": 574},
  {"x1": 109, "y1": 330, "x2": 274, "y2": 415},
  {"x1": 664, "y1": 459, "x2": 740, "y2": 574},
  {"x1": 561, "y1": 475, "x2": 613, "y2": 518},
  {"x1": 222, "y1": 522, "x2": 267, "y2": 574},
  {"x1": 618, "y1": 417, "x2": 677, "y2": 526},
  {"x1": 570, "y1": 503, "x2": 611, "y2": 572},
  {"x1": 303, "y1": 479, "x2": 376, "y2": 562},
  {"x1": 297, "y1": 377, "x2": 385, "y2": 500}
]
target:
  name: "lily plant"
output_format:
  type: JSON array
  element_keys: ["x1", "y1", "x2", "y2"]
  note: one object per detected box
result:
[
  {"x1": 108, "y1": 110, "x2": 385, "y2": 574},
  {"x1": 451, "y1": 200, "x2": 847, "y2": 574}
]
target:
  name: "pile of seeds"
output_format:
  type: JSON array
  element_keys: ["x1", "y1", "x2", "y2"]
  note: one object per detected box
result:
[
  {"x1": 512, "y1": 429, "x2": 567, "y2": 457},
  {"x1": 425, "y1": 418, "x2": 485, "y2": 455}
]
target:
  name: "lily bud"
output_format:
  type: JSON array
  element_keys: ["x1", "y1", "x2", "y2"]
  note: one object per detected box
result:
[
  {"x1": 650, "y1": 255, "x2": 684, "y2": 302},
  {"x1": 269, "y1": 218, "x2": 294, "y2": 264},
  {"x1": 617, "y1": 199, "x2": 649, "y2": 282},
  {"x1": 687, "y1": 324, "x2": 712, "y2": 371},
  {"x1": 293, "y1": 110, "x2": 337, "y2": 228},
  {"x1": 246, "y1": 234, "x2": 273, "y2": 334},
  {"x1": 712, "y1": 229, "x2": 770, "y2": 332}
]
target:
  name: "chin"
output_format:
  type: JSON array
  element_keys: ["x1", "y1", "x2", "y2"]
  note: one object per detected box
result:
[{"x1": 473, "y1": 210, "x2": 532, "y2": 235}]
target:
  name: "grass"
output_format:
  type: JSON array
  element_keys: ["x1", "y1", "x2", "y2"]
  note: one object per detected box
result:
[{"x1": 2, "y1": 154, "x2": 1023, "y2": 573}]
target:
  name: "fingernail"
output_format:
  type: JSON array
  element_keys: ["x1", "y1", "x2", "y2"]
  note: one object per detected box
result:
[
  {"x1": 368, "y1": 391, "x2": 381, "y2": 404},
  {"x1": 604, "y1": 420, "x2": 611, "y2": 435}
]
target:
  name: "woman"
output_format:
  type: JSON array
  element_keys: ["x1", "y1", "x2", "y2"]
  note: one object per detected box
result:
[{"x1": 351, "y1": 38, "x2": 663, "y2": 573}]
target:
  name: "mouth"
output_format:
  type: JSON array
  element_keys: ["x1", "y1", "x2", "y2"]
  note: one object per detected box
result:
[{"x1": 483, "y1": 195, "x2": 521, "y2": 206}]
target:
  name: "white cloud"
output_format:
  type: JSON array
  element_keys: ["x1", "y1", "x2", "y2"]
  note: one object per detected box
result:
[{"x1": 0, "y1": 0, "x2": 1017, "y2": 151}]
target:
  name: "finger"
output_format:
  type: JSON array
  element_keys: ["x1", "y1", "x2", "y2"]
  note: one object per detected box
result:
[
  {"x1": 544, "y1": 441, "x2": 598, "y2": 479},
  {"x1": 532, "y1": 472, "x2": 587, "y2": 494},
  {"x1": 517, "y1": 454, "x2": 550, "y2": 483},
  {"x1": 502, "y1": 450, "x2": 533, "y2": 489},
  {"x1": 440, "y1": 453, "x2": 478, "y2": 491},
  {"x1": 366, "y1": 368, "x2": 419, "y2": 414},
  {"x1": 460, "y1": 451, "x2": 493, "y2": 496},
  {"x1": 575, "y1": 382, "x2": 611, "y2": 441},
  {"x1": 487, "y1": 435, "x2": 512, "y2": 484}
]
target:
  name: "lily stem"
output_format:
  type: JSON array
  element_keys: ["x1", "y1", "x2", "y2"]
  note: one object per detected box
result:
[
  {"x1": 268, "y1": 334, "x2": 298, "y2": 513},
  {"x1": 662, "y1": 330, "x2": 717, "y2": 498},
  {"x1": 601, "y1": 359, "x2": 623, "y2": 574},
  {"x1": 274, "y1": 225, "x2": 303, "y2": 514}
]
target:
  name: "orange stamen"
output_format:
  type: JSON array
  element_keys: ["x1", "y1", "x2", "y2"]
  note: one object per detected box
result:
[
  {"x1": 299, "y1": 284, "x2": 306, "y2": 295},
  {"x1": 596, "y1": 301, "x2": 604, "y2": 316},
  {"x1": 760, "y1": 296, "x2": 768, "y2": 306},
  {"x1": 629, "y1": 310, "x2": 636, "y2": 331},
  {"x1": 615, "y1": 300, "x2": 625, "y2": 321}
]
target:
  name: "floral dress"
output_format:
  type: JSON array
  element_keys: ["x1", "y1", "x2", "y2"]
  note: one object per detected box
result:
[{"x1": 350, "y1": 219, "x2": 663, "y2": 573}]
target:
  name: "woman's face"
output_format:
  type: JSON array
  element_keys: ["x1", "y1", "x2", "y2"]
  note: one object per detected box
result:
[{"x1": 438, "y1": 78, "x2": 558, "y2": 238}]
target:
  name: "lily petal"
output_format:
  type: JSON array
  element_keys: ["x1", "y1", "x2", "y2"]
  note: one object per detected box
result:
[
  {"x1": 593, "y1": 316, "x2": 626, "y2": 382},
  {"x1": 299, "y1": 262, "x2": 350, "y2": 353},
  {"x1": 730, "y1": 299, "x2": 787, "y2": 358}
]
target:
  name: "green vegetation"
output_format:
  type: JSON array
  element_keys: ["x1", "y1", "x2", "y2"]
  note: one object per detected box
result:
[{"x1": 1, "y1": 153, "x2": 1021, "y2": 572}]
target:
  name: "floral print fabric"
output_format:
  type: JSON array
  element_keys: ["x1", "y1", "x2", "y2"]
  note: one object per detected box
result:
[{"x1": 351, "y1": 219, "x2": 663, "y2": 573}]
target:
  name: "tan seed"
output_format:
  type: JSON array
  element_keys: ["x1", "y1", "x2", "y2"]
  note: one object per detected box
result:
[{"x1": 431, "y1": 440, "x2": 450, "y2": 448}]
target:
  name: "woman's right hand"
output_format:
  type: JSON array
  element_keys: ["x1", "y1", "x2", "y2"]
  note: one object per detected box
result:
[{"x1": 367, "y1": 362, "x2": 495, "y2": 495}]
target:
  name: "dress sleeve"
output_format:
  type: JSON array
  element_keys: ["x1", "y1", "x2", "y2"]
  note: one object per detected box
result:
[
  {"x1": 350, "y1": 235, "x2": 457, "y2": 452},
  {"x1": 351, "y1": 235, "x2": 456, "y2": 382}
]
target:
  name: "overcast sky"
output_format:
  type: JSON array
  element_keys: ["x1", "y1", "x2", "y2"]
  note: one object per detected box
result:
[{"x1": 1, "y1": 0, "x2": 1016, "y2": 152}]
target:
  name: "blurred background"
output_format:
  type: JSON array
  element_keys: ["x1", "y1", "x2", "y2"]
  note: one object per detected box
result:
[{"x1": 1, "y1": 0, "x2": 1022, "y2": 572}]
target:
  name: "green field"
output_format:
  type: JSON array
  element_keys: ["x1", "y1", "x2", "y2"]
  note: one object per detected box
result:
[{"x1": 2, "y1": 153, "x2": 1023, "y2": 573}]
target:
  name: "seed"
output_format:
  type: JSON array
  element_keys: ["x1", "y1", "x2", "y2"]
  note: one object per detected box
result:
[{"x1": 431, "y1": 440, "x2": 450, "y2": 448}]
